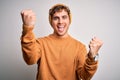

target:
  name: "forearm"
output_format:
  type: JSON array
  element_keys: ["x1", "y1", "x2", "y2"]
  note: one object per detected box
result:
[
  {"x1": 84, "y1": 57, "x2": 98, "y2": 79},
  {"x1": 78, "y1": 36, "x2": 103, "y2": 80},
  {"x1": 77, "y1": 56, "x2": 98, "y2": 80},
  {"x1": 21, "y1": 25, "x2": 41, "y2": 65}
]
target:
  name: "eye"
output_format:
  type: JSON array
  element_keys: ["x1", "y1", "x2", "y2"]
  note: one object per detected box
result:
[
  {"x1": 52, "y1": 16, "x2": 58, "y2": 20},
  {"x1": 62, "y1": 15, "x2": 67, "y2": 19}
]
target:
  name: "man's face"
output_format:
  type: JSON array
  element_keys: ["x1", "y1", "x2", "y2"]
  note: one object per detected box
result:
[{"x1": 51, "y1": 10, "x2": 70, "y2": 37}]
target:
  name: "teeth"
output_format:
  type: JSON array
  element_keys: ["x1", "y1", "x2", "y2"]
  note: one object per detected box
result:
[{"x1": 58, "y1": 26, "x2": 64, "y2": 28}]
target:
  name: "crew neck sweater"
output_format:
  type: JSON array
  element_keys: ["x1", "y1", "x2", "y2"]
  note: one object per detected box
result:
[{"x1": 21, "y1": 25, "x2": 98, "y2": 80}]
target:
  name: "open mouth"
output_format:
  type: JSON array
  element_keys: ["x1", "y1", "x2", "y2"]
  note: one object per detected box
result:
[{"x1": 57, "y1": 26, "x2": 64, "y2": 32}]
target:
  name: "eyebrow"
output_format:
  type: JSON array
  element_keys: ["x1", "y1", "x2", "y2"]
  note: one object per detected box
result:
[{"x1": 52, "y1": 14, "x2": 68, "y2": 19}]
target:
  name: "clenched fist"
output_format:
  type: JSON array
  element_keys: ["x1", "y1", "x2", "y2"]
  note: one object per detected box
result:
[
  {"x1": 88, "y1": 37, "x2": 103, "y2": 58},
  {"x1": 21, "y1": 9, "x2": 36, "y2": 27}
]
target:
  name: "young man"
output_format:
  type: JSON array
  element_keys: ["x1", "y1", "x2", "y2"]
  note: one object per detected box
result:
[{"x1": 21, "y1": 4, "x2": 103, "y2": 80}]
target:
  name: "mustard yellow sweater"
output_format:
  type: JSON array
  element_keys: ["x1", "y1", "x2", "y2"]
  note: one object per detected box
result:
[{"x1": 21, "y1": 25, "x2": 98, "y2": 80}]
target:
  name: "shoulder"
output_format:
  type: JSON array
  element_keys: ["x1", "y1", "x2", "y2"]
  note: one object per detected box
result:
[
  {"x1": 69, "y1": 36, "x2": 85, "y2": 47},
  {"x1": 37, "y1": 35, "x2": 51, "y2": 42},
  {"x1": 70, "y1": 36, "x2": 87, "y2": 58},
  {"x1": 36, "y1": 34, "x2": 56, "y2": 45}
]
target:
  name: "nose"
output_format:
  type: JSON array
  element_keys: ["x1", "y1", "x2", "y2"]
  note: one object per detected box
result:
[{"x1": 58, "y1": 18, "x2": 63, "y2": 24}]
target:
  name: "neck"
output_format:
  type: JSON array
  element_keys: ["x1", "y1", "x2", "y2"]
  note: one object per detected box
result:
[{"x1": 52, "y1": 33, "x2": 69, "y2": 39}]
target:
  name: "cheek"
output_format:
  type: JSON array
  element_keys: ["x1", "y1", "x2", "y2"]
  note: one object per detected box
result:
[
  {"x1": 51, "y1": 20, "x2": 58, "y2": 26},
  {"x1": 51, "y1": 21, "x2": 57, "y2": 29},
  {"x1": 65, "y1": 19, "x2": 70, "y2": 24},
  {"x1": 51, "y1": 21, "x2": 55, "y2": 26},
  {"x1": 65, "y1": 21, "x2": 70, "y2": 26}
]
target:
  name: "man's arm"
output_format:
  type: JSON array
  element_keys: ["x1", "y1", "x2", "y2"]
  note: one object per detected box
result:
[
  {"x1": 77, "y1": 37, "x2": 103, "y2": 80},
  {"x1": 20, "y1": 10, "x2": 41, "y2": 65}
]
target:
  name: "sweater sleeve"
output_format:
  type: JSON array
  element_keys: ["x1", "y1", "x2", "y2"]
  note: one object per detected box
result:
[
  {"x1": 21, "y1": 25, "x2": 41, "y2": 65},
  {"x1": 76, "y1": 45, "x2": 98, "y2": 80}
]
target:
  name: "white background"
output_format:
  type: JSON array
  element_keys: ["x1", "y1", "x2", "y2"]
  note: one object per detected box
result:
[{"x1": 0, "y1": 0, "x2": 120, "y2": 80}]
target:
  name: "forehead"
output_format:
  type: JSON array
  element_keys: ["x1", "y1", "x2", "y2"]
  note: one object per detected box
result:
[{"x1": 53, "y1": 10, "x2": 68, "y2": 17}]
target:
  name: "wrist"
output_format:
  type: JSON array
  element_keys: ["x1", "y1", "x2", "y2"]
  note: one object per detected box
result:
[
  {"x1": 22, "y1": 24, "x2": 34, "y2": 35},
  {"x1": 88, "y1": 52, "x2": 99, "y2": 61}
]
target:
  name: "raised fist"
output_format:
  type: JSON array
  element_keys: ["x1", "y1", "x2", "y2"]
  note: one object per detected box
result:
[
  {"x1": 88, "y1": 37, "x2": 103, "y2": 58},
  {"x1": 21, "y1": 9, "x2": 36, "y2": 27}
]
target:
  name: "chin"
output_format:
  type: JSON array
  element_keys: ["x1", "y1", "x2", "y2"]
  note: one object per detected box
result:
[{"x1": 57, "y1": 32, "x2": 68, "y2": 37}]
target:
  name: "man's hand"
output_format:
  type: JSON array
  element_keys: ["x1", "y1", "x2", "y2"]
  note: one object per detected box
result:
[
  {"x1": 88, "y1": 37, "x2": 103, "y2": 58},
  {"x1": 21, "y1": 9, "x2": 36, "y2": 27}
]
